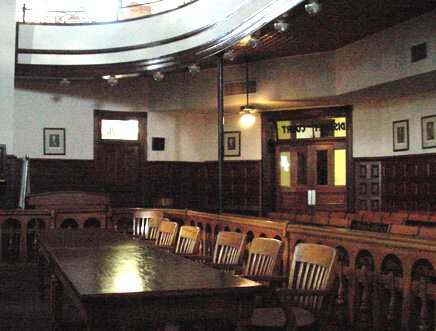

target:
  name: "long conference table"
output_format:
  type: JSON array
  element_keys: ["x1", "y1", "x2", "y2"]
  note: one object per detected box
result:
[{"x1": 37, "y1": 230, "x2": 264, "y2": 330}]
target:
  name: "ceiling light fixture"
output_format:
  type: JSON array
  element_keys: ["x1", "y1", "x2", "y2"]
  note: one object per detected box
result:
[
  {"x1": 239, "y1": 60, "x2": 257, "y2": 128},
  {"x1": 106, "y1": 75, "x2": 118, "y2": 87},
  {"x1": 153, "y1": 71, "x2": 165, "y2": 81},
  {"x1": 188, "y1": 63, "x2": 200, "y2": 74},
  {"x1": 274, "y1": 19, "x2": 289, "y2": 33},
  {"x1": 305, "y1": 0, "x2": 322, "y2": 15},
  {"x1": 223, "y1": 49, "x2": 235, "y2": 61},
  {"x1": 248, "y1": 36, "x2": 259, "y2": 48},
  {"x1": 59, "y1": 78, "x2": 71, "y2": 86}
]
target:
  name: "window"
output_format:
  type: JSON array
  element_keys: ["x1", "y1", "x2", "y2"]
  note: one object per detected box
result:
[
  {"x1": 280, "y1": 152, "x2": 291, "y2": 187},
  {"x1": 334, "y1": 149, "x2": 346, "y2": 186},
  {"x1": 317, "y1": 150, "x2": 328, "y2": 185},
  {"x1": 101, "y1": 119, "x2": 139, "y2": 141}
]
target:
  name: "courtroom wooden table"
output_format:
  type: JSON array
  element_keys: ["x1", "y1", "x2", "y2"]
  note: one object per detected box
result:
[{"x1": 37, "y1": 230, "x2": 263, "y2": 331}]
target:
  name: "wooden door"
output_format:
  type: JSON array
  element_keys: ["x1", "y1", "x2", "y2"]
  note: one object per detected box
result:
[
  {"x1": 276, "y1": 140, "x2": 347, "y2": 212},
  {"x1": 94, "y1": 110, "x2": 146, "y2": 208}
]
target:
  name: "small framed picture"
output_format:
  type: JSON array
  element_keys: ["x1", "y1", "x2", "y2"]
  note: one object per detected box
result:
[
  {"x1": 44, "y1": 128, "x2": 65, "y2": 155},
  {"x1": 421, "y1": 115, "x2": 436, "y2": 149},
  {"x1": 224, "y1": 131, "x2": 241, "y2": 157},
  {"x1": 392, "y1": 120, "x2": 409, "y2": 151}
]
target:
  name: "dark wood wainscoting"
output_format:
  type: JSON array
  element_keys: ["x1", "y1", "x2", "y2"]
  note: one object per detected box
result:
[
  {"x1": 0, "y1": 156, "x2": 21, "y2": 209},
  {"x1": 29, "y1": 159, "x2": 99, "y2": 194},
  {"x1": 144, "y1": 161, "x2": 261, "y2": 214},
  {"x1": 2, "y1": 158, "x2": 261, "y2": 211},
  {"x1": 355, "y1": 153, "x2": 436, "y2": 212}
]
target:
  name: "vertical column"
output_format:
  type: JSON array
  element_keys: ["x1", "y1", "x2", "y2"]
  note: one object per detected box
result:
[
  {"x1": 217, "y1": 55, "x2": 224, "y2": 214},
  {"x1": 0, "y1": 1, "x2": 16, "y2": 153}
]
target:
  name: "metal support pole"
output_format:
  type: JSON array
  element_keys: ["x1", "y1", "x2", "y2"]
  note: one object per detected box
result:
[{"x1": 217, "y1": 55, "x2": 224, "y2": 214}]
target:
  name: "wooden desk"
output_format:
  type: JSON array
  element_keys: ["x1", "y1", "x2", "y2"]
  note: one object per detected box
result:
[{"x1": 38, "y1": 230, "x2": 263, "y2": 330}]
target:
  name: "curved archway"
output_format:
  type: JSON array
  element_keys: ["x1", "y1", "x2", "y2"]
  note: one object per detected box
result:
[
  {"x1": 381, "y1": 254, "x2": 403, "y2": 277},
  {"x1": 84, "y1": 218, "x2": 101, "y2": 229},
  {"x1": 412, "y1": 259, "x2": 435, "y2": 283},
  {"x1": 355, "y1": 250, "x2": 375, "y2": 271},
  {"x1": 336, "y1": 245, "x2": 350, "y2": 267},
  {"x1": 60, "y1": 218, "x2": 79, "y2": 229},
  {"x1": 1, "y1": 219, "x2": 21, "y2": 260},
  {"x1": 27, "y1": 218, "x2": 46, "y2": 260}
]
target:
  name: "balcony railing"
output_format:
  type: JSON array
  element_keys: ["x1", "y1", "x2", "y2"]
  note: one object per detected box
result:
[{"x1": 18, "y1": 0, "x2": 196, "y2": 24}]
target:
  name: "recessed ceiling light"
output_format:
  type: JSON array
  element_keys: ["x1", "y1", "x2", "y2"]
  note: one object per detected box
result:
[{"x1": 153, "y1": 71, "x2": 165, "y2": 81}]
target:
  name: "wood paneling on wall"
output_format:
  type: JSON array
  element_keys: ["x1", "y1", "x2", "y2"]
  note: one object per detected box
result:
[
  {"x1": 0, "y1": 156, "x2": 21, "y2": 209},
  {"x1": 29, "y1": 159, "x2": 99, "y2": 194},
  {"x1": 355, "y1": 153, "x2": 436, "y2": 212},
  {"x1": 0, "y1": 157, "x2": 261, "y2": 211},
  {"x1": 144, "y1": 161, "x2": 261, "y2": 214}
]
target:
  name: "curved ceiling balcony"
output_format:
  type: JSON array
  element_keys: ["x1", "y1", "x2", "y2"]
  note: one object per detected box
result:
[{"x1": 16, "y1": 0, "x2": 303, "y2": 79}]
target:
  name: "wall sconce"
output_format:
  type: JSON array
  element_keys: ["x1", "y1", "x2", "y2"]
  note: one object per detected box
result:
[
  {"x1": 59, "y1": 78, "x2": 71, "y2": 87},
  {"x1": 223, "y1": 49, "x2": 235, "y2": 61}
]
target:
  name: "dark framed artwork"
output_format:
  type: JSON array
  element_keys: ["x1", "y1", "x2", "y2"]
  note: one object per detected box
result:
[
  {"x1": 152, "y1": 137, "x2": 165, "y2": 151},
  {"x1": 393, "y1": 120, "x2": 409, "y2": 151},
  {"x1": 44, "y1": 128, "x2": 66, "y2": 155},
  {"x1": 421, "y1": 115, "x2": 436, "y2": 149},
  {"x1": 224, "y1": 131, "x2": 241, "y2": 157}
]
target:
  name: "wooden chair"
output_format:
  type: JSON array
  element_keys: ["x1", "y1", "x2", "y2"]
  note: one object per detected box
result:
[
  {"x1": 250, "y1": 243, "x2": 337, "y2": 331},
  {"x1": 175, "y1": 225, "x2": 200, "y2": 255},
  {"x1": 155, "y1": 220, "x2": 179, "y2": 249},
  {"x1": 243, "y1": 237, "x2": 282, "y2": 279},
  {"x1": 188, "y1": 231, "x2": 246, "y2": 272},
  {"x1": 132, "y1": 210, "x2": 163, "y2": 239}
]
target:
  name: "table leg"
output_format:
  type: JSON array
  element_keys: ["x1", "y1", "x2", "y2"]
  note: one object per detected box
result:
[{"x1": 49, "y1": 274, "x2": 63, "y2": 331}]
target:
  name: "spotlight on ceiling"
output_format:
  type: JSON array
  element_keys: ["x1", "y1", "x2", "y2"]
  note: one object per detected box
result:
[
  {"x1": 274, "y1": 20, "x2": 289, "y2": 33},
  {"x1": 188, "y1": 63, "x2": 200, "y2": 75},
  {"x1": 153, "y1": 71, "x2": 165, "y2": 81},
  {"x1": 223, "y1": 49, "x2": 235, "y2": 61},
  {"x1": 305, "y1": 0, "x2": 322, "y2": 15},
  {"x1": 59, "y1": 78, "x2": 71, "y2": 87},
  {"x1": 102, "y1": 75, "x2": 118, "y2": 87},
  {"x1": 248, "y1": 36, "x2": 259, "y2": 48}
]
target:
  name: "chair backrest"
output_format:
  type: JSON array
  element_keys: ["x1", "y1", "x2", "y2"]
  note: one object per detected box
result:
[
  {"x1": 244, "y1": 237, "x2": 282, "y2": 276},
  {"x1": 212, "y1": 231, "x2": 246, "y2": 265},
  {"x1": 155, "y1": 220, "x2": 179, "y2": 248},
  {"x1": 132, "y1": 210, "x2": 163, "y2": 239},
  {"x1": 288, "y1": 243, "x2": 337, "y2": 311},
  {"x1": 175, "y1": 225, "x2": 200, "y2": 255}
]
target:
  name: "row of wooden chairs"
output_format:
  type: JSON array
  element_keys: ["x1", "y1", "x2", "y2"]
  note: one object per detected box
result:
[{"x1": 133, "y1": 210, "x2": 338, "y2": 330}]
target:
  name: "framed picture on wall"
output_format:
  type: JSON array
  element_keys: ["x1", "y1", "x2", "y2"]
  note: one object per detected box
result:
[
  {"x1": 224, "y1": 131, "x2": 241, "y2": 157},
  {"x1": 392, "y1": 120, "x2": 409, "y2": 151},
  {"x1": 421, "y1": 115, "x2": 436, "y2": 149},
  {"x1": 44, "y1": 128, "x2": 66, "y2": 155}
]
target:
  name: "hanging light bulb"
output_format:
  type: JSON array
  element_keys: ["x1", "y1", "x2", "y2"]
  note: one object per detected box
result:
[
  {"x1": 188, "y1": 63, "x2": 200, "y2": 75},
  {"x1": 239, "y1": 60, "x2": 257, "y2": 128},
  {"x1": 305, "y1": 0, "x2": 322, "y2": 15},
  {"x1": 153, "y1": 71, "x2": 165, "y2": 81}
]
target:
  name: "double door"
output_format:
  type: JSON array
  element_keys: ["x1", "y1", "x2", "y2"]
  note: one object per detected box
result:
[{"x1": 276, "y1": 140, "x2": 347, "y2": 212}]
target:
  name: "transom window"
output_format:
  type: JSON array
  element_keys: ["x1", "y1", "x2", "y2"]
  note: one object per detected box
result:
[{"x1": 101, "y1": 119, "x2": 139, "y2": 141}]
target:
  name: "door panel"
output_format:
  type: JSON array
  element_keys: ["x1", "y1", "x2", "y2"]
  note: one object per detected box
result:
[{"x1": 276, "y1": 140, "x2": 347, "y2": 212}]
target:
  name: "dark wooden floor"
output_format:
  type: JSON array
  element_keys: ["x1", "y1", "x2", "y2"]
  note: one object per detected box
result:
[{"x1": 0, "y1": 263, "x2": 83, "y2": 331}]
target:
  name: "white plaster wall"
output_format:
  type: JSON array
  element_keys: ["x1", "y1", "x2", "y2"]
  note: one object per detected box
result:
[
  {"x1": 203, "y1": 112, "x2": 262, "y2": 161},
  {"x1": 353, "y1": 90, "x2": 436, "y2": 157},
  {"x1": 0, "y1": 0, "x2": 16, "y2": 153},
  {"x1": 256, "y1": 52, "x2": 336, "y2": 101},
  {"x1": 336, "y1": 10, "x2": 436, "y2": 95},
  {"x1": 14, "y1": 79, "x2": 149, "y2": 159},
  {"x1": 147, "y1": 112, "x2": 208, "y2": 162}
]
